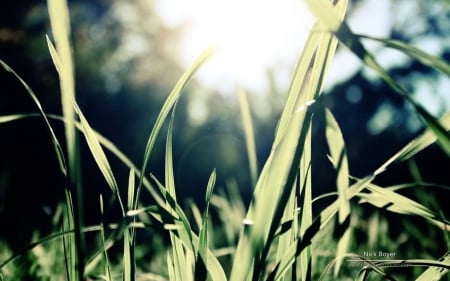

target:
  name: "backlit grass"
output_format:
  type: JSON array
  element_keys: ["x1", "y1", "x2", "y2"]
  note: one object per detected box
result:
[{"x1": 1, "y1": 0, "x2": 449, "y2": 280}]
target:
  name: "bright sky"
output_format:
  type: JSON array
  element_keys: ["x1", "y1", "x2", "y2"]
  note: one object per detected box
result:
[
  {"x1": 155, "y1": 0, "x2": 316, "y2": 94},
  {"x1": 154, "y1": 0, "x2": 398, "y2": 96}
]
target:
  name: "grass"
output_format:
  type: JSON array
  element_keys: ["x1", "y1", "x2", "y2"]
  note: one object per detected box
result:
[{"x1": 1, "y1": 0, "x2": 450, "y2": 280}]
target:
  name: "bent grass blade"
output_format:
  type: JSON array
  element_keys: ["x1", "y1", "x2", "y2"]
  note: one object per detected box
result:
[
  {"x1": 324, "y1": 108, "x2": 351, "y2": 276},
  {"x1": 135, "y1": 47, "x2": 214, "y2": 211}
]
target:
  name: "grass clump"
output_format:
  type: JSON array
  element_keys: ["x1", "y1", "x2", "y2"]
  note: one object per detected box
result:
[{"x1": 1, "y1": 0, "x2": 449, "y2": 280}]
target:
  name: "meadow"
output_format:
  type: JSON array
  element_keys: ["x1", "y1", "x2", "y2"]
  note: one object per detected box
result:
[{"x1": 0, "y1": 0, "x2": 449, "y2": 280}]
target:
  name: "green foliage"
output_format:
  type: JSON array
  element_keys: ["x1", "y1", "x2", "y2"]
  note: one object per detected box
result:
[{"x1": 0, "y1": 0, "x2": 449, "y2": 280}]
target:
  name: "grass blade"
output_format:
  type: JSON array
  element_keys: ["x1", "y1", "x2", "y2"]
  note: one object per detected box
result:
[
  {"x1": 124, "y1": 169, "x2": 136, "y2": 281},
  {"x1": 164, "y1": 106, "x2": 193, "y2": 281},
  {"x1": 375, "y1": 113, "x2": 450, "y2": 175},
  {"x1": 357, "y1": 183, "x2": 450, "y2": 231},
  {"x1": 355, "y1": 34, "x2": 450, "y2": 76},
  {"x1": 47, "y1": 0, "x2": 84, "y2": 279},
  {"x1": 99, "y1": 196, "x2": 112, "y2": 281},
  {"x1": 0, "y1": 60, "x2": 66, "y2": 175},
  {"x1": 73, "y1": 101, "x2": 125, "y2": 214},
  {"x1": 135, "y1": 47, "x2": 214, "y2": 210},
  {"x1": 238, "y1": 88, "x2": 258, "y2": 187},
  {"x1": 415, "y1": 251, "x2": 450, "y2": 281},
  {"x1": 196, "y1": 170, "x2": 216, "y2": 281}
]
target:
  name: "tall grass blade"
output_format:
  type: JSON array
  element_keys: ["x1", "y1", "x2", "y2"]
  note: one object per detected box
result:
[
  {"x1": 124, "y1": 169, "x2": 136, "y2": 281},
  {"x1": 299, "y1": 127, "x2": 313, "y2": 281},
  {"x1": 73, "y1": 101, "x2": 125, "y2": 214},
  {"x1": 164, "y1": 107, "x2": 193, "y2": 281},
  {"x1": 274, "y1": 181, "x2": 297, "y2": 281},
  {"x1": 305, "y1": 0, "x2": 450, "y2": 158},
  {"x1": 124, "y1": 227, "x2": 133, "y2": 281},
  {"x1": 324, "y1": 109, "x2": 351, "y2": 276},
  {"x1": 238, "y1": 88, "x2": 258, "y2": 187},
  {"x1": 135, "y1": 47, "x2": 214, "y2": 210},
  {"x1": 196, "y1": 170, "x2": 216, "y2": 281},
  {"x1": 47, "y1": 0, "x2": 84, "y2": 279}
]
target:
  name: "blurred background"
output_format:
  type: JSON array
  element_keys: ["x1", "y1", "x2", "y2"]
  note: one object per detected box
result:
[{"x1": 0, "y1": 0, "x2": 449, "y2": 252}]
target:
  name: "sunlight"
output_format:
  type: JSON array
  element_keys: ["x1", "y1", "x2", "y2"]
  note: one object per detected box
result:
[{"x1": 155, "y1": 0, "x2": 315, "y2": 95}]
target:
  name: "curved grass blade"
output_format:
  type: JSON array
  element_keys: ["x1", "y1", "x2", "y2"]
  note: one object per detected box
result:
[
  {"x1": 358, "y1": 183, "x2": 450, "y2": 231},
  {"x1": 135, "y1": 47, "x2": 214, "y2": 210},
  {"x1": 238, "y1": 89, "x2": 258, "y2": 187},
  {"x1": 164, "y1": 106, "x2": 194, "y2": 281},
  {"x1": 196, "y1": 170, "x2": 216, "y2": 281},
  {"x1": 375, "y1": 112, "x2": 450, "y2": 175},
  {"x1": 0, "y1": 60, "x2": 66, "y2": 175},
  {"x1": 416, "y1": 251, "x2": 450, "y2": 281},
  {"x1": 355, "y1": 34, "x2": 450, "y2": 76},
  {"x1": 324, "y1": 108, "x2": 350, "y2": 276},
  {"x1": 73, "y1": 101, "x2": 125, "y2": 214}
]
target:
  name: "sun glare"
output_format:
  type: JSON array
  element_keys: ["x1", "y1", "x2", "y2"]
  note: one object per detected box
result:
[{"x1": 156, "y1": 0, "x2": 315, "y2": 95}]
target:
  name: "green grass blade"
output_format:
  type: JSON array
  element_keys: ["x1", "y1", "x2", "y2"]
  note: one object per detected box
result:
[
  {"x1": 164, "y1": 107, "x2": 193, "y2": 281},
  {"x1": 230, "y1": 1, "x2": 348, "y2": 279},
  {"x1": 375, "y1": 113, "x2": 450, "y2": 175},
  {"x1": 151, "y1": 177, "x2": 226, "y2": 281},
  {"x1": 358, "y1": 183, "x2": 450, "y2": 231},
  {"x1": 99, "y1": 196, "x2": 112, "y2": 281},
  {"x1": 0, "y1": 60, "x2": 66, "y2": 175},
  {"x1": 297, "y1": 123, "x2": 313, "y2": 281},
  {"x1": 274, "y1": 183, "x2": 297, "y2": 281},
  {"x1": 356, "y1": 34, "x2": 450, "y2": 76},
  {"x1": 238, "y1": 89, "x2": 258, "y2": 187},
  {"x1": 123, "y1": 227, "x2": 133, "y2": 281},
  {"x1": 47, "y1": 0, "x2": 84, "y2": 278},
  {"x1": 196, "y1": 170, "x2": 216, "y2": 281},
  {"x1": 167, "y1": 253, "x2": 175, "y2": 281},
  {"x1": 128, "y1": 168, "x2": 136, "y2": 213},
  {"x1": 415, "y1": 251, "x2": 450, "y2": 281},
  {"x1": 124, "y1": 169, "x2": 136, "y2": 281},
  {"x1": 73, "y1": 101, "x2": 125, "y2": 214},
  {"x1": 0, "y1": 113, "x2": 33, "y2": 123},
  {"x1": 135, "y1": 47, "x2": 214, "y2": 210},
  {"x1": 324, "y1": 109, "x2": 351, "y2": 276},
  {"x1": 62, "y1": 190, "x2": 77, "y2": 281}
]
